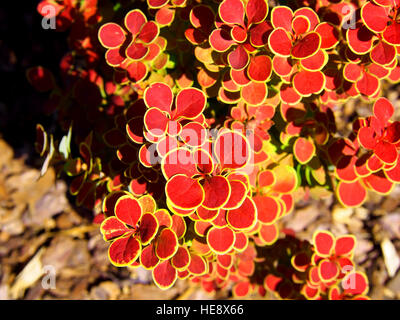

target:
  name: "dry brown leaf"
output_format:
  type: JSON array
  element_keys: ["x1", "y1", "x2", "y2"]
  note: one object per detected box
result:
[
  {"x1": 381, "y1": 237, "x2": 400, "y2": 278},
  {"x1": 9, "y1": 248, "x2": 45, "y2": 299}
]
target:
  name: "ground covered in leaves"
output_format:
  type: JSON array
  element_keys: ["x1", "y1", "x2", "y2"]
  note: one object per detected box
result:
[{"x1": 0, "y1": 135, "x2": 399, "y2": 300}]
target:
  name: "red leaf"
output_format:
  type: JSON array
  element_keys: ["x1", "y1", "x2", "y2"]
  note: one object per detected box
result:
[
  {"x1": 246, "y1": 0, "x2": 268, "y2": 25},
  {"x1": 174, "y1": 87, "x2": 206, "y2": 119},
  {"x1": 105, "y1": 47, "x2": 125, "y2": 67},
  {"x1": 210, "y1": 209, "x2": 228, "y2": 228},
  {"x1": 140, "y1": 244, "x2": 159, "y2": 269},
  {"x1": 294, "y1": 8, "x2": 319, "y2": 29},
  {"x1": 155, "y1": 228, "x2": 178, "y2": 260},
  {"x1": 171, "y1": 246, "x2": 190, "y2": 269},
  {"x1": 342, "y1": 272, "x2": 368, "y2": 295},
  {"x1": 154, "y1": 209, "x2": 172, "y2": 228},
  {"x1": 156, "y1": 6, "x2": 175, "y2": 26},
  {"x1": 197, "y1": 206, "x2": 220, "y2": 221},
  {"x1": 126, "y1": 42, "x2": 148, "y2": 60},
  {"x1": 162, "y1": 148, "x2": 198, "y2": 180},
  {"x1": 258, "y1": 170, "x2": 275, "y2": 187},
  {"x1": 280, "y1": 194, "x2": 294, "y2": 215},
  {"x1": 231, "y1": 68, "x2": 251, "y2": 86},
  {"x1": 247, "y1": 55, "x2": 272, "y2": 82},
  {"x1": 343, "y1": 63, "x2": 363, "y2": 82},
  {"x1": 259, "y1": 223, "x2": 279, "y2": 244},
  {"x1": 219, "y1": 0, "x2": 244, "y2": 25},
  {"x1": 108, "y1": 235, "x2": 141, "y2": 266},
  {"x1": 144, "y1": 107, "x2": 169, "y2": 137},
  {"x1": 144, "y1": 82, "x2": 173, "y2": 113},
  {"x1": 319, "y1": 259, "x2": 339, "y2": 282},
  {"x1": 224, "y1": 180, "x2": 247, "y2": 209},
  {"x1": 166, "y1": 174, "x2": 204, "y2": 209},
  {"x1": 268, "y1": 28, "x2": 292, "y2": 57},
  {"x1": 209, "y1": 28, "x2": 235, "y2": 52},
  {"x1": 231, "y1": 26, "x2": 247, "y2": 43},
  {"x1": 124, "y1": 9, "x2": 146, "y2": 35},
  {"x1": 335, "y1": 235, "x2": 356, "y2": 257},
  {"x1": 292, "y1": 16, "x2": 310, "y2": 35},
  {"x1": 101, "y1": 217, "x2": 130, "y2": 241},
  {"x1": 370, "y1": 41, "x2": 396, "y2": 66},
  {"x1": 315, "y1": 22, "x2": 339, "y2": 49},
  {"x1": 264, "y1": 274, "x2": 283, "y2": 292},
  {"x1": 238, "y1": 258, "x2": 255, "y2": 276},
  {"x1": 241, "y1": 81, "x2": 267, "y2": 106},
  {"x1": 294, "y1": 137, "x2": 315, "y2": 164},
  {"x1": 385, "y1": 121, "x2": 400, "y2": 144},
  {"x1": 271, "y1": 165, "x2": 298, "y2": 194},
  {"x1": 233, "y1": 231, "x2": 248, "y2": 251},
  {"x1": 304, "y1": 284, "x2": 319, "y2": 299},
  {"x1": 347, "y1": 25, "x2": 374, "y2": 55},
  {"x1": 272, "y1": 56, "x2": 293, "y2": 77},
  {"x1": 98, "y1": 23, "x2": 126, "y2": 49},
  {"x1": 337, "y1": 180, "x2": 367, "y2": 207},
  {"x1": 233, "y1": 281, "x2": 251, "y2": 297},
  {"x1": 300, "y1": 50, "x2": 326, "y2": 71},
  {"x1": 138, "y1": 21, "x2": 159, "y2": 44},
  {"x1": 293, "y1": 70, "x2": 325, "y2": 96},
  {"x1": 207, "y1": 226, "x2": 235, "y2": 254},
  {"x1": 374, "y1": 140, "x2": 398, "y2": 164},
  {"x1": 153, "y1": 260, "x2": 177, "y2": 290},
  {"x1": 271, "y1": 6, "x2": 293, "y2": 31},
  {"x1": 226, "y1": 197, "x2": 257, "y2": 230},
  {"x1": 180, "y1": 122, "x2": 207, "y2": 147},
  {"x1": 364, "y1": 171, "x2": 394, "y2": 194},
  {"x1": 188, "y1": 254, "x2": 207, "y2": 275},
  {"x1": 367, "y1": 154, "x2": 384, "y2": 172},
  {"x1": 314, "y1": 230, "x2": 335, "y2": 257},
  {"x1": 126, "y1": 117, "x2": 145, "y2": 144},
  {"x1": 382, "y1": 22, "x2": 400, "y2": 46},
  {"x1": 249, "y1": 21, "x2": 273, "y2": 47},
  {"x1": 291, "y1": 32, "x2": 320, "y2": 59},
  {"x1": 217, "y1": 254, "x2": 233, "y2": 268},
  {"x1": 386, "y1": 156, "x2": 400, "y2": 182},
  {"x1": 148, "y1": 0, "x2": 169, "y2": 8},
  {"x1": 115, "y1": 196, "x2": 142, "y2": 227},
  {"x1": 228, "y1": 45, "x2": 249, "y2": 70},
  {"x1": 139, "y1": 213, "x2": 159, "y2": 245},
  {"x1": 373, "y1": 97, "x2": 394, "y2": 125},
  {"x1": 126, "y1": 61, "x2": 148, "y2": 83},
  {"x1": 361, "y1": 2, "x2": 389, "y2": 33},
  {"x1": 335, "y1": 156, "x2": 358, "y2": 182},
  {"x1": 279, "y1": 84, "x2": 301, "y2": 105},
  {"x1": 253, "y1": 195, "x2": 280, "y2": 225},
  {"x1": 358, "y1": 127, "x2": 377, "y2": 150},
  {"x1": 202, "y1": 176, "x2": 231, "y2": 209},
  {"x1": 309, "y1": 266, "x2": 320, "y2": 285},
  {"x1": 171, "y1": 215, "x2": 186, "y2": 239}
]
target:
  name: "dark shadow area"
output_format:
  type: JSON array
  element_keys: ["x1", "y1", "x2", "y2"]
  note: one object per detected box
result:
[{"x1": 0, "y1": 1, "x2": 68, "y2": 166}]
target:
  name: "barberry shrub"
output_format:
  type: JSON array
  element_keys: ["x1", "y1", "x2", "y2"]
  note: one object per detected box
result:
[{"x1": 28, "y1": 0, "x2": 400, "y2": 299}]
